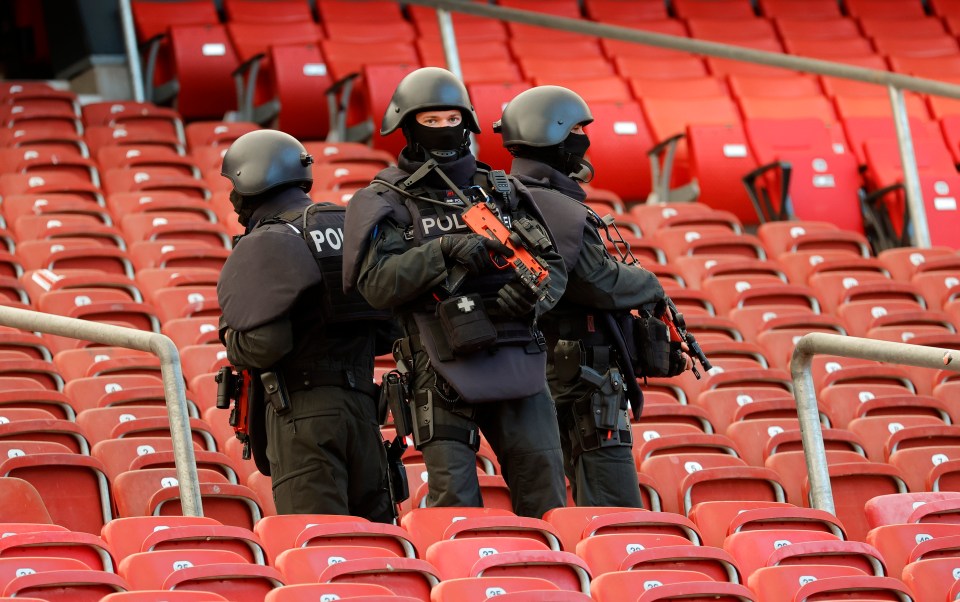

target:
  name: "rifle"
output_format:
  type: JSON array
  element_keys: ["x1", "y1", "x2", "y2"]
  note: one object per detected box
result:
[
  {"x1": 215, "y1": 366, "x2": 254, "y2": 459},
  {"x1": 426, "y1": 161, "x2": 554, "y2": 303},
  {"x1": 660, "y1": 298, "x2": 713, "y2": 379}
]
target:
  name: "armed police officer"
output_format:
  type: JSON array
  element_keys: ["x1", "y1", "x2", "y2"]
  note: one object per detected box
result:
[
  {"x1": 217, "y1": 129, "x2": 395, "y2": 521},
  {"x1": 342, "y1": 67, "x2": 568, "y2": 519},
  {"x1": 495, "y1": 86, "x2": 692, "y2": 507}
]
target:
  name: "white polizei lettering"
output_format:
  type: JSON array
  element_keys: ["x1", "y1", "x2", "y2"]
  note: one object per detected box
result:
[
  {"x1": 421, "y1": 214, "x2": 467, "y2": 236},
  {"x1": 310, "y1": 227, "x2": 344, "y2": 252}
]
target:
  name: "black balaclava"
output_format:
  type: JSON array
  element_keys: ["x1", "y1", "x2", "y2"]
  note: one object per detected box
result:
[
  {"x1": 512, "y1": 131, "x2": 594, "y2": 183},
  {"x1": 401, "y1": 115, "x2": 471, "y2": 163},
  {"x1": 230, "y1": 189, "x2": 258, "y2": 228}
]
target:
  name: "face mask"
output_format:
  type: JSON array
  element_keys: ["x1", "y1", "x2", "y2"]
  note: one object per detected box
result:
[
  {"x1": 561, "y1": 133, "x2": 593, "y2": 182},
  {"x1": 406, "y1": 121, "x2": 469, "y2": 161},
  {"x1": 230, "y1": 189, "x2": 256, "y2": 227},
  {"x1": 562, "y1": 132, "x2": 590, "y2": 161}
]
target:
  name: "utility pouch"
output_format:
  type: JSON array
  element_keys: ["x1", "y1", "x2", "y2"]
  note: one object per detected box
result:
[
  {"x1": 437, "y1": 293, "x2": 497, "y2": 355},
  {"x1": 580, "y1": 366, "x2": 622, "y2": 432},
  {"x1": 261, "y1": 371, "x2": 292, "y2": 416},
  {"x1": 634, "y1": 312, "x2": 677, "y2": 378},
  {"x1": 382, "y1": 370, "x2": 413, "y2": 437},
  {"x1": 553, "y1": 339, "x2": 582, "y2": 384}
]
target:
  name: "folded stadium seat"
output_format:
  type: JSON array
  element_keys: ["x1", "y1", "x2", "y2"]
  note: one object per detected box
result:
[
  {"x1": 106, "y1": 193, "x2": 217, "y2": 225},
  {"x1": 683, "y1": 122, "x2": 761, "y2": 223},
  {"x1": 619, "y1": 544, "x2": 743, "y2": 583},
  {"x1": 432, "y1": 576, "x2": 568, "y2": 602},
  {"x1": 275, "y1": 545, "x2": 398, "y2": 585},
  {"x1": 0, "y1": 172, "x2": 105, "y2": 206},
  {"x1": 301, "y1": 142, "x2": 393, "y2": 168},
  {"x1": 747, "y1": 564, "x2": 869, "y2": 602},
  {"x1": 859, "y1": 14, "x2": 949, "y2": 40},
  {"x1": 0, "y1": 474, "x2": 54, "y2": 524},
  {"x1": 911, "y1": 272, "x2": 960, "y2": 311},
  {"x1": 129, "y1": 241, "x2": 229, "y2": 272},
  {"x1": 314, "y1": 556, "x2": 440, "y2": 598},
  {"x1": 889, "y1": 444, "x2": 960, "y2": 492},
  {"x1": 12, "y1": 213, "x2": 127, "y2": 251},
  {"x1": 600, "y1": 20, "x2": 695, "y2": 61},
  {"x1": 162, "y1": 317, "x2": 220, "y2": 349},
  {"x1": 0, "y1": 387, "x2": 74, "y2": 420},
  {"x1": 816, "y1": 276, "x2": 930, "y2": 317},
  {"x1": 818, "y1": 365, "x2": 919, "y2": 402},
  {"x1": 353, "y1": 61, "x2": 421, "y2": 157},
  {"x1": 178, "y1": 344, "x2": 228, "y2": 384},
  {"x1": 310, "y1": 162, "x2": 382, "y2": 192},
  {"x1": 103, "y1": 166, "x2": 209, "y2": 201},
  {"x1": 640, "y1": 452, "x2": 786, "y2": 516},
  {"x1": 499, "y1": 0, "x2": 590, "y2": 43},
  {"x1": 866, "y1": 523, "x2": 960, "y2": 578},
  {"x1": 134, "y1": 522, "x2": 266, "y2": 565},
  {"x1": 426, "y1": 536, "x2": 550, "y2": 580},
  {"x1": 0, "y1": 148, "x2": 100, "y2": 186},
  {"x1": 253, "y1": 514, "x2": 374, "y2": 565},
  {"x1": 36, "y1": 288, "x2": 160, "y2": 336},
  {"x1": 873, "y1": 36, "x2": 960, "y2": 62},
  {"x1": 0, "y1": 557, "x2": 91, "y2": 596},
  {"x1": 1, "y1": 105, "x2": 82, "y2": 139},
  {"x1": 114, "y1": 468, "x2": 265, "y2": 530},
  {"x1": 903, "y1": 557, "x2": 960, "y2": 601},
  {"x1": 222, "y1": 0, "x2": 313, "y2": 23},
  {"x1": 401, "y1": 507, "x2": 537, "y2": 553},
  {"x1": 886, "y1": 424, "x2": 960, "y2": 459},
  {"x1": 264, "y1": 584, "x2": 409, "y2": 602},
  {"x1": 92, "y1": 437, "x2": 201, "y2": 483},
  {"x1": 844, "y1": 0, "x2": 927, "y2": 18},
  {"x1": 0, "y1": 522, "x2": 116, "y2": 572},
  {"x1": 546, "y1": 508, "x2": 702, "y2": 556},
  {"x1": 0, "y1": 81, "x2": 80, "y2": 112},
  {"x1": 824, "y1": 381, "x2": 950, "y2": 428},
  {"x1": 53, "y1": 346, "x2": 156, "y2": 381},
  {"x1": 577, "y1": 532, "x2": 698, "y2": 578},
  {"x1": 1, "y1": 569, "x2": 128, "y2": 600},
  {"x1": 81, "y1": 101, "x2": 185, "y2": 142},
  {"x1": 0, "y1": 450, "x2": 113, "y2": 534},
  {"x1": 633, "y1": 432, "x2": 743, "y2": 467},
  {"x1": 291, "y1": 520, "x2": 419, "y2": 559},
  {"x1": 146, "y1": 285, "x2": 220, "y2": 324},
  {"x1": 0, "y1": 278, "x2": 28, "y2": 305},
  {"x1": 760, "y1": 221, "x2": 869, "y2": 260},
  {"x1": 890, "y1": 54, "x2": 960, "y2": 80},
  {"x1": 846, "y1": 415, "x2": 945, "y2": 463},
  {"x1": 184, "y1": 122, "x2": 257, "y2": 154},
  {"x1": 782, "y1": 36, "x2": 877, "y2": 60},
  {"x1": 865, "y1": 491, "x2": 960, "y2": 528},
  {"x1": 766, "y1": 448, "x2": 871, "y2": 506},
  {"x1": 725, "y1": 418, "x2": 801, "y2": 467},
  {"x1": 724, "y1": 529, "x2": 854, "y2": 579},
  {"x1": 74, "y1": 404, "x2": 165, "y2": 441},
  {"x1": 2, "y1": 194, "x2": 112, "y2": 231},
  {"x1": 118, "y1": 549, "x2": 282, "y2": 602},
  {"x1": 700, "y1": 274, "x2": 796, "y2": 314},
  {"x1": 408, "y1": 4, "x2": 508, "y2": 41},
  {"x1": 653, "y1": 229, "x2": 768, "y2": 265},
  {"x1": 704, "y1": 39, "x2": 798, "y2": 81},
  {"x1": 85, "y1": 123, "x2": 186, "y2": 157},
  {"x1": 163, "y1": 24, "x2": 241, "y2": 121},
  {"x1": 0, "y1": 126, "x2": 89, "y2": 158},
  {"x1": 102, "y1": 591, "x2": 229, "y2": 601},
  {"x1": 867, "y1": 322, "x2": 956, "y2": 346},
  {"x1": 592, "y1": 570, "x2": 719, "y2": 602},
  {"x1": 902, "y1": 497, "x2": 960, "y2": 525},
  {"x1": 99, "y1": 149, "x2": 199, "y2": 183},
  {"x1": 803, "y1": 463, "x2": 910, "y2": 541},
  {"x1": 517, "y1": 53, "x2": 615, "y2": 83},
  {"x1": 789, "y1": 575, "x2": 916, "y2": 602},
  {"x1": 635, "y1": 403, "x2": 717, "y2": 434},
  {"x1": 0, "y1": 331, "x2": 51, "y2": 362},
  {"x1": 612, "y1": 54, "x2": 704, "y2": 81},
  {"x1": 0, "y1": 418, "x2": 90, "y2": 455},
  {"x1": 128, "y1": 0, "x2": 219, "y2": 101},
  {"x1": 672, "y1": 0, "x2": 757, "y2": 19},
  {"x1": 0, "y1": 358, "x2": 64, "y2": 391},
  {"x1": 584, "y1": 0, "x2": 668, "y2": 21},
  {"x1": 878, "y1": 246, "x2": 960, "y2": 282},
  {"x1": 120, "y1": 213, "x2": 229, "y2": 250},
  {"x1": 627, "y1": 202, "x2": 723, "y2": 235},
  {"x1": 411, "y1": 473, "x2": 514, "y2": 514},
  {"x1": 640, "y1": 94, "x2": 742, "y2": 190},
  {"x1": 742, "y1": 118, "x2": 864, "y2": 232},
  {"x1": 690, "y1": 388, "x2": 794, "y2": 435}
]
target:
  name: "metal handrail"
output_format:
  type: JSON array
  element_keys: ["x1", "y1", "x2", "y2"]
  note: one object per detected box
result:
[
  {"x1": 408, "y1": 0, "x2": 957, "y2": 248},
  {"x1": 0, "y1": 304, "x2": 203, "y2": 517},
  {"x1": 792, "y1": 333, "x2": 960, "y2": 514}
]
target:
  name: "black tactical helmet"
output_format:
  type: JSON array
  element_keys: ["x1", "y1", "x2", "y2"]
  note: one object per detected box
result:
[
  {"x1": 381, "y1": 67, "x2": 480, "y2": 136},
  {"x1": 495, "y1": 86, "x2": 594, "y2": 147},
  {"x1": 221, "y1": 129, "x2": 314, "y2": 195}
]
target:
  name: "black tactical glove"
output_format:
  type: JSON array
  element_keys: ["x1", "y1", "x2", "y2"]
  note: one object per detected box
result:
[
  {"x1": 218, "y1": 314, "x2": 230, "y2": 346},
  {"x1": 440, "y1": 233, "x2": 513, "y2": 275},
  {"x1": 496, "y1": 280, "x2": 540, "y2": 317}
]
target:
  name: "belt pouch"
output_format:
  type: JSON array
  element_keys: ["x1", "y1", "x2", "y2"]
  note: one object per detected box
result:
[{"x1": 437, "y1": 293, "x2": 497, "y2": 355}]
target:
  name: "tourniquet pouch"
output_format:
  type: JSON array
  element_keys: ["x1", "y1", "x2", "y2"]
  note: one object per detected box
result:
[
  {"x1": 412, "y1": 311, "x2": 547, "y2": 403},
  {"x1": 437, "y1": 294, "x2": 497, "y2": 355},
  {"x1": 634, "y1": 311, "x2": 675, "y2": 377}
]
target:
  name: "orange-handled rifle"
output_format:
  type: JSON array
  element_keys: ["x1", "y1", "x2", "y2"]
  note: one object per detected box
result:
[{"x1": 660, "y1": 298, "x2": 712, "y2": 379}]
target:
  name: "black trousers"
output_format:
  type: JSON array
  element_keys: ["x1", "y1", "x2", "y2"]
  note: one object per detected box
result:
[
  {"x1": 265, "y1": 385, "x2": 394, "y2": 522},
  {"x1": 547, "y1": 361, "x2": 643, "y2": 508}
]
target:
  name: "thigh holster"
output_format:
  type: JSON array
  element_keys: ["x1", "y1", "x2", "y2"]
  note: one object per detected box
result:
[
  {"x1": 411, "y1": 389, "x2": 481, "y2": 452},
  {"x1": 569, "y1": 366, "x2": 633, "y2": 458}
]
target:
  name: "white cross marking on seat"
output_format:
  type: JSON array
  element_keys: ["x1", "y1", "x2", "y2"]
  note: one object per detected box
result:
[{"x1": 457, "y1": 297, "x2": 475, "y2": 313}]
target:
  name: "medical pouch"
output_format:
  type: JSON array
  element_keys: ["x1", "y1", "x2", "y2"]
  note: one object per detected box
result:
[{"x1": 437, "y1": 293, "x2": 498, "y2": 355}]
